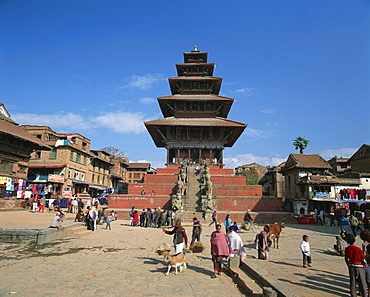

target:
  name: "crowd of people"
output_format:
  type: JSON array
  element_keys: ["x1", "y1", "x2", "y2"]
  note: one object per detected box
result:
[
  {"x1": 47, "y1": 198, "x2": 117, "y2": 232},
  {"x1": 27, "y1": 195, "x2": 87, "y2": 214},
  {"x1": 129, "y1": 206, "x2": 177, "y2": 228}
]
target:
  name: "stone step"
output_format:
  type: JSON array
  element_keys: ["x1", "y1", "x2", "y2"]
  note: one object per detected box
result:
[{"x1": 229, "y1": 266, "x2": 264, "y2": 297}]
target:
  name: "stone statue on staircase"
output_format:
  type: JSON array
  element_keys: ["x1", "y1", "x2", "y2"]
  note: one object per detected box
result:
[{"x1": 172, "y1": 193, "x2": 183, "y2": 211}]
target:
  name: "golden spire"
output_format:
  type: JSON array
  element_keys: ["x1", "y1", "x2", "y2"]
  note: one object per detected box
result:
[{"x1": 192, "y1": 45, "x2": 199, "y2": 52}]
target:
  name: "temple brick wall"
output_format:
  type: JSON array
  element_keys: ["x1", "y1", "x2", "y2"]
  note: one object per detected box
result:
[
  {"x1": 213, "y1": 185, "x2": 262, "y2": 196},
  {"x1": 108, "y1": 194, "x2": 282, "y2": 213},
  {"x1": 127, "y1": 184, "x2": 175, "y2": 195},
  {"x1": 144, "y1": 174, "x2": 177, "y2": 183},
  {"x1": 155, "y1": 167, "x2": 180, "y2": 174},
  {"x1": 211, "y1": 176, "x2": 247, "y2": 185},
  {"x1": 108, "y1": 194, "x2": 172, "y2": 210},
  {"x1": 215, "y1": 196, "x2": 283, "y2": 212},
  {"x1": 209, "y1": 168, "x2": 234, "y2": 175}
]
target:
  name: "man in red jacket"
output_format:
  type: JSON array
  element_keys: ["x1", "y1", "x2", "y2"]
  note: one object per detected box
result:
[{"x1": 344, "y1": 234, "x2": 367, "y2": 297}]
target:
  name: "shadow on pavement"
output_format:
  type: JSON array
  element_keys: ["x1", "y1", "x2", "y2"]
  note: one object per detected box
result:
[
  {"x1": 279, "y1": 274, "x2": 349, "y2": 297},
  {"x1": 136, "y1": 256, "x2": 167, "y2": 266}
]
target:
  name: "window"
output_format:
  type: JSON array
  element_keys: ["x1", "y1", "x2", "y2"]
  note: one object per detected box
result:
[
  {"x1": 70, "y1": 152, "x2": 73, "y2": 160},
  {"x1": 74, "y1": 171, "x2": 80, "y2": 180},
  {"x1": 35, "y1": 151, "x2": 41, "y2": 159},
  {"x1": 50, "y1": 150, "x2": 57, "y2": 159},
  {"x1": 92, "y1": 174, "x2": 95, "y2": 183},
  {"x1": 83, "y1": 157, "x2": 86, "y2": 165},
  {"x1": 76, "y1": 154, "x2": 81, "y2": 163},
  {"x1": 81, "y1": 172, "x2": 85, "y2": 181},
  {"x1": 36, "y1": 134, "x2": 42, "y2": 139},
  {"x1": 68, "y1": 170, "x2": 72, "y2": 178}
]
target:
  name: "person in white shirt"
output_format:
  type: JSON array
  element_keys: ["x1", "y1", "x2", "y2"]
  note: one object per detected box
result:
[
  {"x1": 300, "y1": 235, "x2": 311, "y2": 268},
  {"x1": 227, "y1": 227, "x2": 244, "y2": 257},
  {"x1": 49, "y1": 213, "x2": 63, "y2": 229}
]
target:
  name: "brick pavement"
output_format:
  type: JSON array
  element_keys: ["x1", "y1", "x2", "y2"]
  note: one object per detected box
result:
[
  {"x1": 0, "y1": 211, "x2": 243, "y2": 297},
  {"x1": 0, "y1": 211, "x2": 361, "y2": 296}
]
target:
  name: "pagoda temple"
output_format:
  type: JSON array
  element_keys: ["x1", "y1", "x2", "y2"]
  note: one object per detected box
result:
[
  {"x1": 108, "y1": 48, "x2": 288, "y2": 224},
  {"x1": 145, "y1": 46, "x2": 247, "y2": 165}
]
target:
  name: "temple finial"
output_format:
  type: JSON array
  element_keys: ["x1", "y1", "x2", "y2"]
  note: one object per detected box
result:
[{"x1": 192, "y1": 45, "x2": 199, "y2": 52}]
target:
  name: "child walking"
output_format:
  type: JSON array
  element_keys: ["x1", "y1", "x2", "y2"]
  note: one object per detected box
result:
[
  {"x1": 105, "y1": 217, "x2": 112, "y2": 230},
  {"x1": 300, "y1": 235, "x2": 312, "y2": 268}
]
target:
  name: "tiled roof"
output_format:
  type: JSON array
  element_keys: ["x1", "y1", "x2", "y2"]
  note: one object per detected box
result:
[
  {"x1": 145, "y1": 116, "x2": 246, "y2": 127},
  {"x1": 157, "y1": 94, "x2": 234, "y2": 101},
  {"x1": 128, "y1": 163, "x2": 150, "y2": 169},
  {"x1": 0, "y1": 116, "x2": 51, "y2": 149},
  {"x1": 288, "y1": 154, "x2": 330, "y2": 169}
]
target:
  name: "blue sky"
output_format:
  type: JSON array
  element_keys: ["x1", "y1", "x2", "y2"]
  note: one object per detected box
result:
[{"x1": 1, "y1": 0, "x2": 369, "y2": 169}]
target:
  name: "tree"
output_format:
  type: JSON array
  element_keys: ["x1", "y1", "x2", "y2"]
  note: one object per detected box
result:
[
  {"x1": 101, "y1": 147, "x2": 125, "y2": 158},
  {"x1": 243, "y1": 169, "x2": 259, "y2": 185},
  {"x1": 293, "y1": 137, "x2": 309, "y2": 154}
]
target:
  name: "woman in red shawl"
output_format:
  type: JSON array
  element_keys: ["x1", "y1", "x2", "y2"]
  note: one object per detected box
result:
[
  {"x1": 210, "y1": 224, "x2": 229, "y2": 278},
  {"x1": 133, "y1": 210, "x2": 139, "y2": 226}
]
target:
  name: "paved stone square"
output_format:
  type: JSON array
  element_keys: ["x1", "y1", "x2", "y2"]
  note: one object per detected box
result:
[
  {"x1": 0, "y1": 211, "x2": 362, "y2": 296},
  {"x1": 0, "y1": 211, "x2": 243, "y2": 297}
]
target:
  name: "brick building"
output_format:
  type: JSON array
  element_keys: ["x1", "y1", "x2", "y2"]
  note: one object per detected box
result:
[
  {"x1": 266, "y1": 162, "x2": 285, "y2": 197},
  {"x1": 349, "y1": 144, "x2": 370, "y2": 173},
  {"x1": 21, "y1": 125, "x2": 117, "y2": 198},
  {"x1": 125, "y1": 163, "x2": 153, "y2": 184},
  {"x1": 328, "y1": 157, "x2": 351, "y2": 174},
  {"x1": 90, "y1": 150, "x2": 115, "y2": 196},
  {"x1": 0, "y1": 104, "x2": 51, "y2": 199}
]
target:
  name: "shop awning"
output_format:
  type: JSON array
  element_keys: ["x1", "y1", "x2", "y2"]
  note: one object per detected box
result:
[
  {"x1": 336, "y1": 199, "x2": 370, "y2": 203},
  {"x1": 311, "y1": 198, "x2": 338, "y2": 202},
  {"x1": 29, "y1": 164, "x2": 66, "y2": 168},
  {"x1": 89, "y1": 186, "x2": 105, "y2": 190},
  {"x1": 72, "y1": 181, "x2": 92, "y2": 185}
]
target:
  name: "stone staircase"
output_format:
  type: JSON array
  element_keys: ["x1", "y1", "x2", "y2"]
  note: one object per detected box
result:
[
  {"x1": 184, "y1": 165, "x2": 202, "y2": 212},
  {"x1": 176, "y1": 165, "x2": 204, "y2": 223}
]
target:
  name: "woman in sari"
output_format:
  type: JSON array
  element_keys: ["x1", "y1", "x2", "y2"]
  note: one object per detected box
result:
[{"x1": 210, "y1": 224, "x2": 229, "y2": 278}]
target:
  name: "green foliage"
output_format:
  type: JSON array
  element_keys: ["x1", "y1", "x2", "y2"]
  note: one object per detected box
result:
[
  {"x1": 243, "y1": 169, "x2": 259, "y2": 185},
  {"x1": 293, "y1": 137, "x2": 310, "y2": 154},
  {"x1": 262, "y1": 182, "x2": 270, "y2": 195}
]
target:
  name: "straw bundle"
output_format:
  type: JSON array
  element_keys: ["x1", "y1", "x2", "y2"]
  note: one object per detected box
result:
[{"x1": 189, "y1": 241, "x2": 205, "y2": 253}]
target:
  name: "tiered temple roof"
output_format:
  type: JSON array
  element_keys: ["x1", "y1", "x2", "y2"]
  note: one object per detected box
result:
[{"x1": 145, "y1": 47, "x2": 246, "y2": 164}]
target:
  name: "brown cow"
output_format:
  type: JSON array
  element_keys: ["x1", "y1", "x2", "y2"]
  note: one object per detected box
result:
[{"x1": 267, "y1": 223, "x2": 285, "y2": 249}]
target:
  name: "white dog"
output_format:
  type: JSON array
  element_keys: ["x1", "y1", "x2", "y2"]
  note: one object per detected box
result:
[{"x1": 165, "y1": 252, "x2": 187, "y2": 275}]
